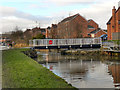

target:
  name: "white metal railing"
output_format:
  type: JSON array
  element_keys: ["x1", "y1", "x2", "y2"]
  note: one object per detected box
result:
[
  {"x1": 102, "y1": 42, "x2": 118, "y2": 47},
  {"x1": 29, "y1": 38, "x2": 102, "y2": 46},
  {"x1": 102, "y1": 41, "x2": 120, "y2": 51}
]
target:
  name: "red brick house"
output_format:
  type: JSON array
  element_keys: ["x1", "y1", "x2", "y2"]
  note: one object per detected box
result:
[
  {"x1": 107, "y1": 5, "x2": 120, "y2": 40},
  {"x1": 88, "y1": 28, "x2": 107, "y2": 38},
  {"x1": 48, "y1": 14, "x2": 100, "y2": 39},
  {"x1": 87, "y1": 19, "x2": 99, "y2": 34},
  {"x1": 57, "y1": 14, "x2": 88, "y2": 38}
]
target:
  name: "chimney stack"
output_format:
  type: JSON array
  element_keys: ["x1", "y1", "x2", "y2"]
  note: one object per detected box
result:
[{"x1": 112, "y1": 6, "x2": 116, "y2": 16}]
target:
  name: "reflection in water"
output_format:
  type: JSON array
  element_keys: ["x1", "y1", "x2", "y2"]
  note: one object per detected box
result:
[
  {"x1": 108, "y1": 64, "x2": 120, "y2": 89},
  {"x1": 36, "y1": 52, "x2": 120, "y2": 89}
]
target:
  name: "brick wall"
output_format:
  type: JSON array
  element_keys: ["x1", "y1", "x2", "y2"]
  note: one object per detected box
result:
[
  {"x1": 49, "y1": 24, "x2": 57, "y2": 38},
  {"x1": 71, "y1": 15, "x2": 88, "y2": 38},
  {"x1": 116, "y1": 8, "x2": 120, "y2": 32},
  {"x1": 49, "y1": 14, "x2": 99, "y2": 39},
  {"x1": 57, "y1": 14, "x2": 88, "y2": 38},
  {"x1": 107, "y1": 24, "x2": 111, "y2": 40},
  {"x1": 95, "y1": 30, "x2": 107, "y2": 37},
  {"x1": 88, "y1": 20, "x2": 98, "y2": 29},
  {"x1": 56, "y1": 14, "x2": 99, "y2": 39},
  {"x1": 107, "y1": 6, "x2": 120, "y2": 40}
]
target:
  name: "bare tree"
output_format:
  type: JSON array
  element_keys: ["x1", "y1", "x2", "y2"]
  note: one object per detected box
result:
[{"x1": 10, "y1": 30, "x2": 24, "y2": 41}]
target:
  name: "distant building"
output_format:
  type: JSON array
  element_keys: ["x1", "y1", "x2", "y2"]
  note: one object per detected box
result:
[
  {"x1": 46, "y1": 26, "x2": 51, "y2": 39},
  {"x1": 0, "y1": 34, "x2": 11, "y2": 45},
  {"x1": 88, "y1": 28, "x2": 107, "y2": 38},
  {"x1": 107, "y1": 4, "x2": 120, "y2": 40},
  {"x1": 31, "y1": 27, "x2": 46, "y2": 37},
  {"x1": 48, "y1": 14, "x2": 100, "y2": 39},
  {"x1": 24, "y1": 27, "x2": 46, "y2": 38},
  {"x1": 49, "y1": 24, "x2": 57, "y2": 39},
  {"x1": 87, "y1": 19, "x2": 99, "y2": 34}
]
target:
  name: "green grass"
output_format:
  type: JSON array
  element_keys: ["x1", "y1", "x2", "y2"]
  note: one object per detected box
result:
[{"x1": 2, "y1": 48, "x2": 75, "y2": 88}]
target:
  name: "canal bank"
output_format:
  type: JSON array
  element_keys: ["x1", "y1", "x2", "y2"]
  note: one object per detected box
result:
[
  {"x1": 35, "y1": 50, "x2": 120, "y2": 89},
  {"x1": 2, "y1": 48, "x2": 75, "y2": 88},
  {"x1": 60, "y1": 49, "x2": 120, "y2": 57},
  {"x1": 35, "y1": 48, "x2": 120, "y2": 60}
]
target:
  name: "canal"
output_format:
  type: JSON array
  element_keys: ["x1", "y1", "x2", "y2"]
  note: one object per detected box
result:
[{"x1": 35, "y1": 51, "x2": 120, "y2": 89}]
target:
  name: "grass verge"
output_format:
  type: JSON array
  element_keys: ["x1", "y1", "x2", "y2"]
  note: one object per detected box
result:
[{"x1": 2, "y1": 48, "x2": 75, "y2": 88}]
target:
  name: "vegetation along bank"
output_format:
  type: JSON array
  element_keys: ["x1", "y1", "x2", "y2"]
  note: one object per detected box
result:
[{"x1": 2, "y1": 48, "x2": 76, "y2": 88}]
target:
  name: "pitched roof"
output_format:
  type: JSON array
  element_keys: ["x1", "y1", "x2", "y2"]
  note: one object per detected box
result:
[
  {"x1": 89, "y1": 28, "x2": 107, "y2": 34},
  {"x1": 107, "y1": 7, "x2": 120, "y2": 25},
  {"x1": 88, "y1": 19, "x2": 98, "y2": 26},
  {"x1": 115, "y1": 6, "x2": 120, "y2": 13},
  {"x1": 107, "y1": 16, "x2": 112, "y2": 25},
  {"x1": 89, "y1": 29, "x2": 100, "y2": 34},
  {"x1": 88, "y1": 19, "x2": 92, "y2": 23},
  {"x1": 60, "y1": 14, "x2": 79, "y2": 23},
  {"x1": 88, "y1": 25, "x2": 94, "y2": 29}
]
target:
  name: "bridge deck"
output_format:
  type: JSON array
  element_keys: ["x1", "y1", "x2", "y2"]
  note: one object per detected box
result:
[{"x1": 29, "y1": 38, "x2": 102, "y2": 49}]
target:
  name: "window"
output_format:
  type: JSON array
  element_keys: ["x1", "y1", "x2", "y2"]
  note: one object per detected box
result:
[
  {"x1": 118, "y1": 20, "x2": 120, "y2": 24},
  {"x1": 112, "y1": 26, "x2": 114, "y2": 28},
  {"x1": 88, "y1": 25, "x2": 95, "y2": 29}
]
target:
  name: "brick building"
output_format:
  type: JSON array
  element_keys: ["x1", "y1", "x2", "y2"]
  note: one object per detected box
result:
[
  {"x1": 57, "y1": 14, "x2": 88, "y2": 38},
  {"x1": 48, "y1": 14, "x2": 100, "y2": 39},
  {"x1": 107, "y1": 5, "x2": 120, "y2": 40},
  {"x1": 87, "y1": 19, "x2": 99, "y2": 34},
  {"x1": 24, "y1": 27, "x2": 46, "y2": 38},
  {"x1": 49, "y1": 24, "x2": 57, "y2": 38},
  {"x1": 46, "y1": 26, "x2": 51, "y2": 39},
  {"x1": 88, "y1": 28, "x2": 107, "y2": 38}
]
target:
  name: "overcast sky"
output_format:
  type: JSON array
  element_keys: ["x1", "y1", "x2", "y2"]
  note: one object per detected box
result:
[{"x1": 0, "y1": 0, "x2": 120, "y2": 33}]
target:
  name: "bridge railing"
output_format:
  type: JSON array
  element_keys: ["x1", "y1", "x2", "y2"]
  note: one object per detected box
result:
[{"x1": 29, "y1": 38, "x2": 102, "y2": 46}]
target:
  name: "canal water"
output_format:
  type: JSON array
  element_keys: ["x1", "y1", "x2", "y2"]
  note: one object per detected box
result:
[{"x1": 35, "y1": 51, "x2": 120, "y2": 89}]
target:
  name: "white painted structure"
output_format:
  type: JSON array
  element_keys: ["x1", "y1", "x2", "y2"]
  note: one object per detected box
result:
[{"x1": 29, "y1": 38, "x2": 102, "y2": 47}]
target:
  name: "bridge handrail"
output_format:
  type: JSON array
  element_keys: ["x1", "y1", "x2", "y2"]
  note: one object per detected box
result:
[
  {"x1": 29, "y1": 38, "x2": 102, "y2": 46},
  {"x1": 102, "y1": 42, "x2": 119, "y2": 47}
]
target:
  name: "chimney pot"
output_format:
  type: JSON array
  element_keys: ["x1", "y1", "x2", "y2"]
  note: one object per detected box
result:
[{"x1": 113, "y1": 6, "x2": 115, "y2": 9}]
